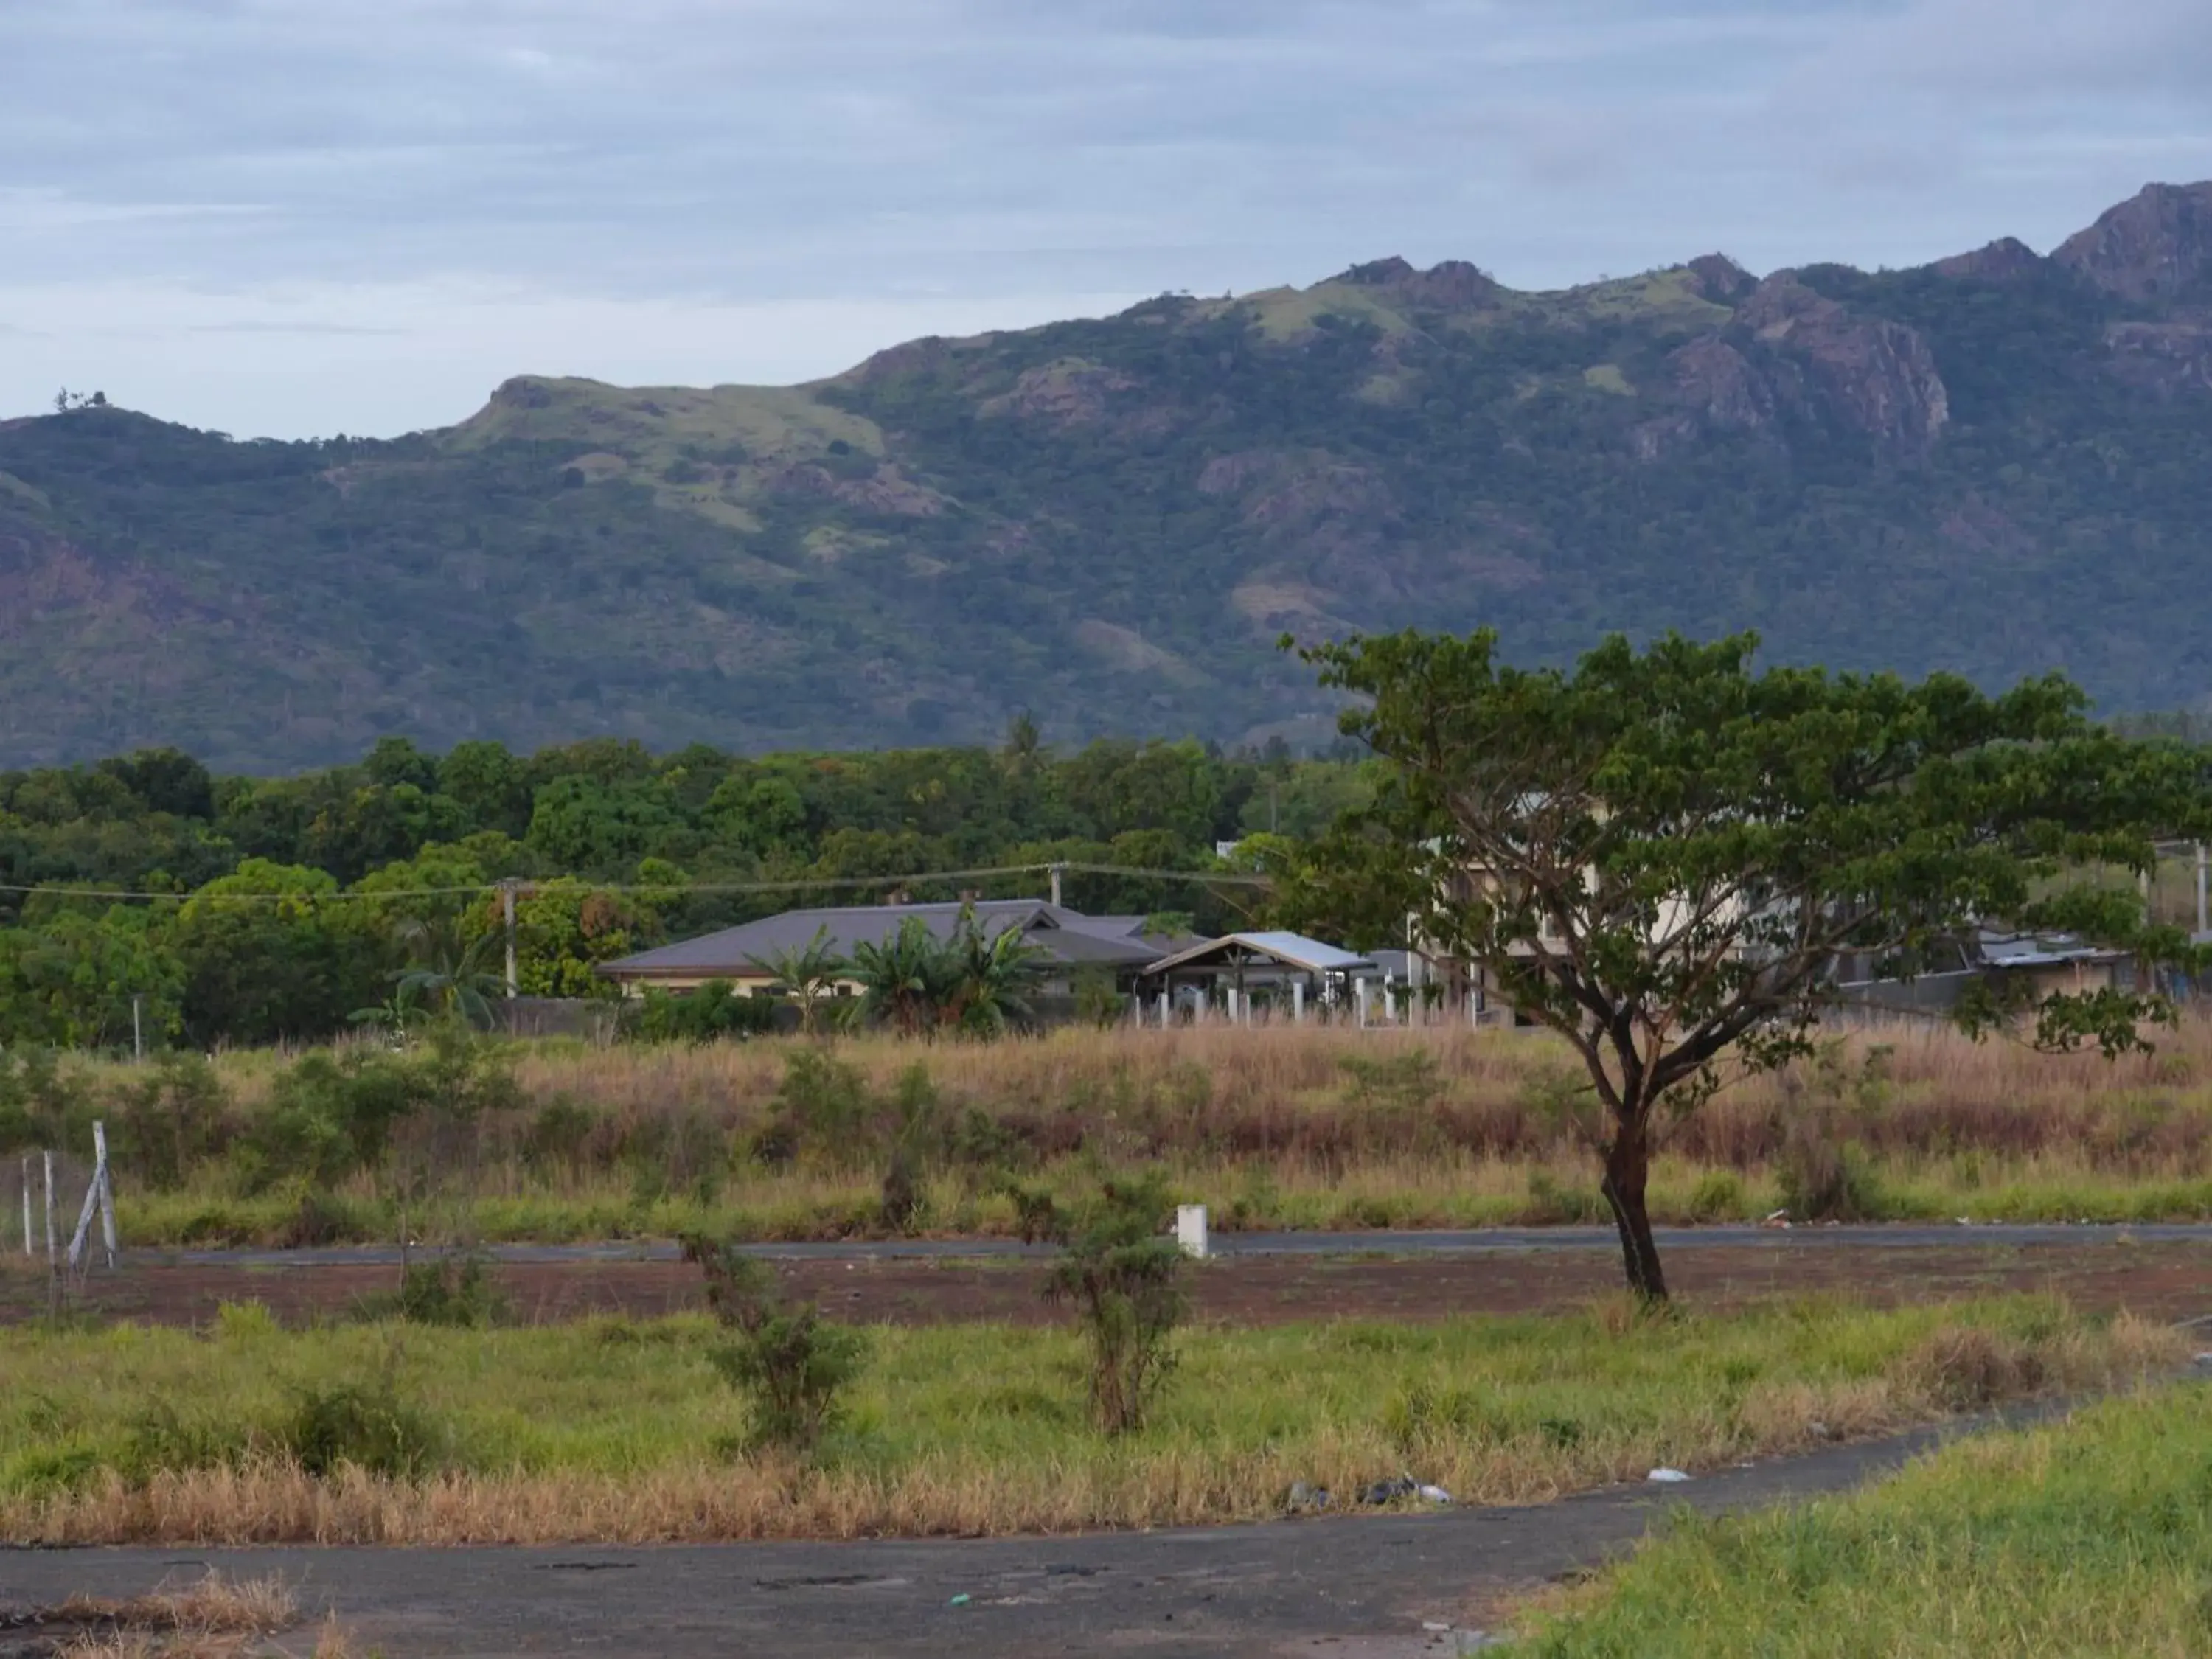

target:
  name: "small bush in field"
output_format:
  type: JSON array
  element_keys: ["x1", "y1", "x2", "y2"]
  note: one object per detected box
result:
[
  {"x1": 0, "y1": 1046, "x2": 80, "y2": 1155},
  {"x1": 1383, "y1": 1381, "x2": 1510, "y2": 1454},
  {"x1": 1526, "y1": 1169, "x2": 1602, "y2": 1224},
  {"x1": 627, "y1": 980, "x2": 779, "y2": 1043},
  {"x1": 753, "y1": 1048, "x2": 872, "y2": 1167},
  {"x1": 1033, "y1": 1174, "x2": 1187, "y2": 1435},
  {"x1": 684, "y1": 1234, "x2": 865, "y2": 1454},
  {"x1": 392, "y1": 1251, "x2": 508, "y2": 1328},
  {"x1": 1778, "y1": 1120, "x2": 1885, "y2": 1221},
  {"x1": 1903, "y1": 1325, "x2": 2045, "y2": 1410},
  {"x1": 276, "y1": 1187, "x2": 369, "y2": 1248},
  {"x1": 121, "y1": 1402, "x2": 250, "y2": 1483},
  {"x1": 523, "y1": 1094, "x2": 595, "y2": 1177},
  {"x1": 878, "y1": 1065, "x2": 944, "y2": 1233},
  {"x1": 283, "y1": 1380, "x2": 451, "y2": 1478},
  {"x1": 109, "y1": 1051, "x2": 231, "y2": 1189},
  {"x1": 1687, "y1": 1169, "x2": 1747, "y2": 1222}
]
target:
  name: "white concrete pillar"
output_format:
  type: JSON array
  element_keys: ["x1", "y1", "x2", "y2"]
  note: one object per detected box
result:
[
  {"x1": 1292, "y1": 981, "x2": 1305, "y2": 1023},
  {"x1": 1355, "y1": 978, "x2": 1371, "y2": 1027},
  {"x1": 1158, "y1": 989, "x2": 1171, "y2": 1027},
  {"x1": 1176, "y1": 1205, "x2": 1210, "y2": 1260},
  {"x1": 1383, "y1": 981, "x2": 1397, "y2": 1025}
]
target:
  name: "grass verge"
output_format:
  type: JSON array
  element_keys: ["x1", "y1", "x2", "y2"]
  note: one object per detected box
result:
[
  {"x1": 0, "y1": 1296, "x2": 2183, "y2": 1545},
  {"x1": 1498, "y1": 1378, "x2": 2212, "y2": 1658}
]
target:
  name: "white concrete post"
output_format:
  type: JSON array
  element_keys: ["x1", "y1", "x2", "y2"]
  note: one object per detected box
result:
[
  {"x1": 1292, "y1": 981, "x2": 1305, "y2": 1023},
  {"x1": 1158, "y1": 989, "x2": 1171, "y2": 1027},
  {"x1": 1383, "y1": 980, "x2": 1397, "y2": 1025},
  {"x1": 1176, "y1": 1204, "x2": 1210, "y2": 1260},
  {"x1": 1355, "y1": 978, "x2": 1371, "y2": 1028}
]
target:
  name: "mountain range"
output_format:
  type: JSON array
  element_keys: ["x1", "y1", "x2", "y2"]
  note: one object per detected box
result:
[{"x1": 6, "y1": 181, "x2": 2212, "y2": 772}]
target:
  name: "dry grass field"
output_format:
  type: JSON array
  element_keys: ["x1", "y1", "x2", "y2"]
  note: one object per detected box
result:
[{"x1": 74, "y1": 1016, "x2": 2212, "y2": 1245}]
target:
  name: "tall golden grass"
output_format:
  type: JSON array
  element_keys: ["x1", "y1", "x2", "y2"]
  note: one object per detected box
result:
[
  {"x1": 91, "y1": 1014, "x2": 2212, "y2": 1245},
  {"x1": 500, "y1": 1017, "x2": 2212, "y2": 1162}
]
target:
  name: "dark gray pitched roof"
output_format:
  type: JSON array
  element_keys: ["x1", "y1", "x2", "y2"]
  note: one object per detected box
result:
[{"x1": 599, "y1": 900, "x2": 1179, "y2": 977}]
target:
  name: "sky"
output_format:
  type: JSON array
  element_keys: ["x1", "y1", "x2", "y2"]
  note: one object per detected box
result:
[{"x1": 4, "y1": 0, "x2": 2210, "y2": 440}]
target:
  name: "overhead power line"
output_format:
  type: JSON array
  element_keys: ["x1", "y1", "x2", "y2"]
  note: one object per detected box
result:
[{"x1": 0, "y1": 860, "x2": 1274, "y2": 906}]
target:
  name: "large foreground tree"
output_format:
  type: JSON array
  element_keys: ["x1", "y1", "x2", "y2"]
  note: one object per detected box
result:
[{"x1": 1294, "y1": 630, "x2": 2211, "y2": 1300}]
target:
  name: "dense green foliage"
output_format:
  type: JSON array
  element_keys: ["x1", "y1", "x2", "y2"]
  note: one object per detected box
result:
[
  {"x1": 0, "y1": 732, "x2": 1362, "y2": 1049},
  {"x1": 6, "y1": 184, "x2": 2212, "y2": 769}
]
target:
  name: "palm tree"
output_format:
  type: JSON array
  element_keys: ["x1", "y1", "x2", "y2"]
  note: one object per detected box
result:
[
  {"x1": 745, "y1": 925, "x2": 848, "y2": 1037},
  {"x1": 849, "y1": 917, "x2": 956, "y2": 1037},
  {"x1": 944, "y1": 908, "x2": 1046, "y2": 1036},
  {"x1": 391, "y1": 917, "x2": 506, "y2": 1029}
]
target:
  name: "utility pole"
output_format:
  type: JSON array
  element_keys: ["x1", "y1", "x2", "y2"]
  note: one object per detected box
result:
[
  {"x1": 2196, "y1": 843, "x2": 2207, "y2": 938},
  {"x1": 500, "y1": 879, "x2": 521, "y2": 999},
  {"x1": 131, "y1": 995, "x2": 144, "y2": 1063},
  {"x1": 1049, "y1": 862, "x2": 1065, "y2": 908}
]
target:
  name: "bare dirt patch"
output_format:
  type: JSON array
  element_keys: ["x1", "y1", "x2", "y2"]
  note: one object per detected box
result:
[{"x1": 7, "y1": 1240, "x2": 2207, "y2": 1330}]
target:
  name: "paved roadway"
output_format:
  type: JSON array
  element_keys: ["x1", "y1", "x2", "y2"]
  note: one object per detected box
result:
[
  {"x1": 0, "y1": 1402, "x2": 2095, "y2": 1658},
  {"x1": 150, "y1": 1221, "x2": 2212, "y2": 1270}
]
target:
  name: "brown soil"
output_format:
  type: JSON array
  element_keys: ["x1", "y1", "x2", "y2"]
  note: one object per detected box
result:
[{"x1": 7, "y1": 1240, "x2": 2208, "y2": 1329}]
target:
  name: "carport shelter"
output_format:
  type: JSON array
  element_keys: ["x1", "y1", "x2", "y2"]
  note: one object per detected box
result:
[{"x1": 1140, "y1": 930, "x2": 1376, "y2": 1015}]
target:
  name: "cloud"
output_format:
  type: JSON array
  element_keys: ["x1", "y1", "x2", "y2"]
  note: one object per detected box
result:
[{"x1": 4, "y1": 0, "x2": 2209, "y2": 435}]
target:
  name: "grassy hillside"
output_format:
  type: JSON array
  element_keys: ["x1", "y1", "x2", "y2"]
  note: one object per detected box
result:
[{"x1": 5, "y1": 181, "x2": 2212, "y2": 771}]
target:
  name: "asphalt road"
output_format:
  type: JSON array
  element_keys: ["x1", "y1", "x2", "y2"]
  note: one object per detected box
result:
[
  {"x1": 0, "y1": 1404, "x2": 2083, "y2": 1658},
  {"x1": 152, "y1": 1221, "x2": 2212, "y2": 1270}
]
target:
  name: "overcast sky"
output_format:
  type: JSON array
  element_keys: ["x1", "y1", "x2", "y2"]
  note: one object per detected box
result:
[{"x1": 4, "y1": 0, "x2": 2208, "y2": 439}]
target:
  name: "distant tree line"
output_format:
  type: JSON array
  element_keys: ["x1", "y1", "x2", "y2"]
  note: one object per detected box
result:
[{"x1": 0, "y1": 726, "x2": 1376, "y2": 1051}]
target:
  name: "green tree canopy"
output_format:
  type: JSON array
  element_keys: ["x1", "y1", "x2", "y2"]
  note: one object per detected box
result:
[{"x1": 1295, "y1": 628, "x2": 2212, "y2": 1299}]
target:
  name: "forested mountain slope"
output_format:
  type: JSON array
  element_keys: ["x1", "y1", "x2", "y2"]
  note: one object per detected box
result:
[{"x1": 5, "y1": 181, "x2": 2212, "y2": 771}]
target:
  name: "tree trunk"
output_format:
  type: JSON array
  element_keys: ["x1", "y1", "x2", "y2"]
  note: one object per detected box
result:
[{"x1": 1600, "y1": 1116, "x2": 1669, "y2": 1301}]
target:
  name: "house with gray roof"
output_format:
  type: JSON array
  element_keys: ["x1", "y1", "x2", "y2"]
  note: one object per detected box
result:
[{"x1": 595, "y1": 900, "x2": 1190, "y2": 1000}]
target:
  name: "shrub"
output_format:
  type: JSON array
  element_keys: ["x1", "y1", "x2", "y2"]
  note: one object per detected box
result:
[
  {"x1": 879, "y1": 1065, "x2": 945, "y2": 1234},
  {"x1": 3, "y1": 1443, "x2": 104, "y2": 1498},
  {"x1": 753, "y1": 1048, "x2": 872, "y2": 1168},
  {"x1": 1902, "y1": 1325, "x2": 2047, "y2": 1411},
  {"x1": 1686, "y1": 1169, "x2": 1747, "y2": 1222},
  {"x1": 120, "y1": 1402, "x2": 250, "y2": 1483},
  {"x1": 282, "y1": 1380, "x2": 451, "y2": 1478},
  {"x1": 1526, "y1": 1169, "x2": 1603, "y2": 1224},
  {"x1": 523, "y1": 1094, "x2": 595, "y2": 1178},
  {"x1": 108, "y1": 1051, "x2": 230, "y2": 1189},
  {"x1": 1073, "y1": 967, "x2": 1125, "y2": 1029},
  {"x1": 215, "y1": 1299, "x2": 282, "y2": 1339},
  {"x1": 627, "y1": 981, "x2": 781, "y2": 1043},
  {"x1": 1383, "y1": 1381, "x2": 1509, "y2": 1454},
  {"x1": 1777, "y1": 1119, "x2": 1885, "y2": 1222},
  {"x1": 0, "y1": 1047, "x2": 81, "y2": 1153},
  {"x1": 684, "y1": 1235, "x2": 866, "y2": 1454},
  {"x1": 382, "y1": 1251, "x2": 508, "y2": 1328},
  {"x1": 1037, "y1": 1174, "x2": 1187, "y2": 1435},
  {"x1": 234, "y1": 1051, "x2": 412, "y2": 1194},
  {"x1": 275, "y1": 1187, "x2": 370, "y2": 1248}
]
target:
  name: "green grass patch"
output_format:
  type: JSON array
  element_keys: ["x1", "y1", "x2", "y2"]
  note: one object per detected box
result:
[
  {"x1": 0, "y1": 1295, "x2": 2182, "y2": 1544},
  {"x1": 1500, "y1": 1380, "x2": 2212, "y2": 1658}
]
